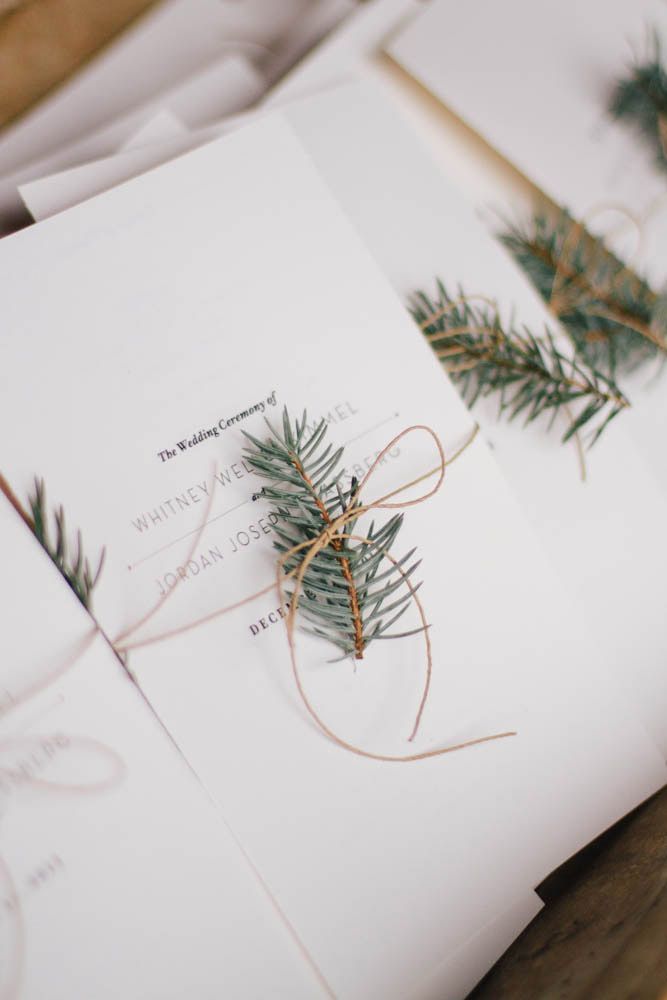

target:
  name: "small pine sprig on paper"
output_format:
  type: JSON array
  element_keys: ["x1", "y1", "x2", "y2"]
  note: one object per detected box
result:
[
  {"x1": 411, "y1": 281, "x2": 629, "y2": 446},
  {"x1": 610, "y1": 34, "x2": 667, "y2": 173},
  {"x1": 28, "y1": 478, "x2": 105, "y2": 609},
  {"x1": 501, "y1": 210, "x2": 667, "y2": 375},
  {"x1": 243, "y1": 409, "x2": 422, "y2": 660}
]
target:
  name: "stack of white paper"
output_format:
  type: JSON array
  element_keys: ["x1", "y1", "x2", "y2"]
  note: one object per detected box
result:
[
  {"x1": 388, "y1": 0, "x2": 667, "y2": 494},
  {"x1": 0, "y1": 497, "x2": 325, "y2": 999},
  {"x1": 2, "y1": 3, "x2": 667, "y2": 997},
  {"x1": 388, "y1": 0, "x2": 667, "y2": 281},
  {"x1": 0, "y1": 0, "x2": 358, "y2": 233},
  {"x1": 1, "y1": 108, "x2": 666, "y2": 996},
  {"x1": 22, "y1": 71, "x2": 667, "y2": 756}
]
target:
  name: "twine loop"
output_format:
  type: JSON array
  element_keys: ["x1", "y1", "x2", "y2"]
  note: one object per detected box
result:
[{"x1": 116, "y1": 421, "x2": 516, "y2": 763}]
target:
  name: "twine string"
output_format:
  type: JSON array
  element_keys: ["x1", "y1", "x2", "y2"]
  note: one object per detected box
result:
[
  {"x1": 116, "y1": 426, "x2": 459, "y2": 654},
  {"x1": 0, "y1": 736, "x2": 126, "y2": 1000},
  {"x1": 417, "y1": 295, "x2": 591, "y2": 479},
  {"x1": 120, "y1": 422, "x2": 516, "y2": 763},
  {"x1": 113, "y1": 463, "x2": 219, "y2": 648},
  {"x1": 0, "y1": 733, "x2": 125, "y2": 1000},
  {"x1": 0, "y1": 627, "x2": 98, "y2": 727},
  {"x1": 659, "y1": 115, "x2": 667, "y2": 162},
  {"x1": 276, "y1": 423, "x2": 514, "y2": 761},
  {"x1": 548, "y1": 203, "x2": 667, "y2": 352},
  {"x1": 0, "y1": 474, "x2": 33, "y2": 534},
  {"x1": 0, "y1": 734, "x2": 125, "y2": 797},
  {"x1": 0, "y1": 424, "x2": 516, "y2": 765}
]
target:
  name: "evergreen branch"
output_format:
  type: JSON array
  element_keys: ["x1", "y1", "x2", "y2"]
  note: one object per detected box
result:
[
  {"x1": 243, "y1": 409, "x2": 422, "y2": 660},
  {"x1": 610, "y1": 33, "x2": 667, "y2": 173},
  {"x1": 501, "y1": 209, "x2": 667, "y2": 374},
  {"x1": 410, "y1": 281, "x2": 629, "y2": 446},
  {"x1": 27, "y1": 478, "x2": 105, "y2": 609}
]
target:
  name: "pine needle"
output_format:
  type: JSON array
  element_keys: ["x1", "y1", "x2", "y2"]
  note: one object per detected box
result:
[
  {"x1": 610, "y1": 33, "x2": 667, "y2": 173},
  {"x1": 243, "y1": 409, "x2": 422, "y2": 660},
  {"x1": 411, "y1": 281, "x2": 629, "y2": 446},
  {"x1": 501, "y1": 210, "x2": 667, "y2": 375},
  {"x1": 28, "y1": 478, "x2": 105, "y2": 609}
]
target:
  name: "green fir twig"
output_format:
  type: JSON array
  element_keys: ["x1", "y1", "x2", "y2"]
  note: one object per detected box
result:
[
  {"x1": 501, "y1": 210, "x2": 667, "y2": 375},
  {"x1": 27, "y1": 478, "x2": 104, "y2": 609},
  {"x1": 411, "y1": 281, "x2": 629, "y2": 447},
  {"x1": 610, "y1": 34, "x2": 667, "y2": 173},
  {"x1": 243, "y1": 408, "x2": 423, "y2": 660}
]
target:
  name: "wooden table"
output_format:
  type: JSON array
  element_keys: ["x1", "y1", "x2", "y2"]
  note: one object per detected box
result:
[{"x1": 473, "y1": 786, "x2": 667, "y2": 999}]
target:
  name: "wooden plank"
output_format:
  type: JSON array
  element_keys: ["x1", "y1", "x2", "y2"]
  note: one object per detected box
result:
[
  {"x1": 0, "y1": 0, "x2": 157, "y2": 129},
  {"x1": 470, "y1": 785, "x2": 667, "y2": 999}
]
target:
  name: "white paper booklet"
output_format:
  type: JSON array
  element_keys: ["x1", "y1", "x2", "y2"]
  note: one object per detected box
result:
[
  {"x1": 0, "y1": 116, "x2": 664, "y2": 997},
  {"x1": 0, "y1": 496, "x2": 329, "y2": 999},
  {"x1": 21, "y1": 78, "x2": 667, "y2": 757},
  {"x1": 387, "y1": 0, "x2": 667, "y2": 494}
]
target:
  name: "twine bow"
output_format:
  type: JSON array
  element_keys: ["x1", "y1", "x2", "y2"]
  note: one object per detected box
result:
[{"x1": 116, "y1": 422, "x2": 516, "y2": 763}]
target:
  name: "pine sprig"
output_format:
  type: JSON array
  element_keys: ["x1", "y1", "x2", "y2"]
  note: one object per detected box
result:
[
  {"x1": 28, "y1": 478, "x2": 105, "y2": 609},
  {"x1": 610, "y1": 35, "x2": 667, "y2": 173},
  {"x1": 411, "y1": 281, "x2": 629, "y2": 446},
  {"x1": 501, "y1": 210, "x2": 667, "y2": 374},
  {"x1": 243, "y1": 409, "x2": 423, "y2": 660}
]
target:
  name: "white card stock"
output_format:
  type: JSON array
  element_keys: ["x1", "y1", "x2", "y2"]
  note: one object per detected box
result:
[
  {"x1": 0, "y1": 116, "x2": 663, "y2": 998},
  {"x1": 0, "y1": 497, "x2": 326, "y2": 999}
]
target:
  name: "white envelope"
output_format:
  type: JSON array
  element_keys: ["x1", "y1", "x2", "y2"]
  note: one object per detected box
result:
[{"x1": 0, "y1": 115, "x2": 663, "y2": 998}]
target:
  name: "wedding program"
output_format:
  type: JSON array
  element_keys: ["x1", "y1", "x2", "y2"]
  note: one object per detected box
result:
[{"x1": 21, "y1": 76, "x2": 667, "y2": 754}]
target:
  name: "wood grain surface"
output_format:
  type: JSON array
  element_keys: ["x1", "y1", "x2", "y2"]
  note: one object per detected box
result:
[{"x1": 472, "y1": 785, "x2": 667, "y2": 999}]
